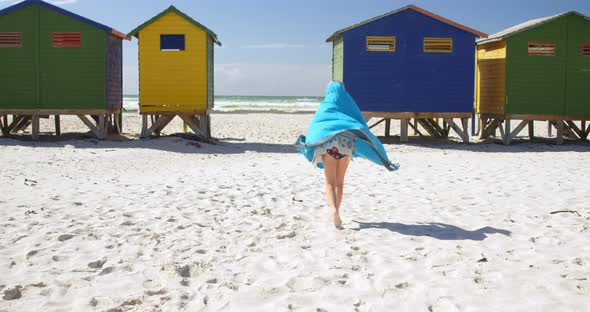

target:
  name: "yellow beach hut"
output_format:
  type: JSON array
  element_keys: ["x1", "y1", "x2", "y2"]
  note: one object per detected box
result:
[{"x1": 128, "y1": 6, "x2": 220, "y2": 138}]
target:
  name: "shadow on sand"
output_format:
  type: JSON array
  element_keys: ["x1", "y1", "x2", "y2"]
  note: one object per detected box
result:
[
  {"x1": 376, "y1": 135, "x2": 590, "y2": 153},
  {"x1": 0, "y1": 133, "x2": 297, "y2": 154},
  {"x1": 352, "y1": 221, "x2": 512, "y2": 241}
]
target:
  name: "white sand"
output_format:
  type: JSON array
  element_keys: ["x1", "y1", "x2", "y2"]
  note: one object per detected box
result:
[{"x1": 0, "y1": 113, "x2": 589, "y2": 311}]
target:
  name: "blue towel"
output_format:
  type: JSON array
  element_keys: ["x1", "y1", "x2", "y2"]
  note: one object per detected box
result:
[{"x1": 296, "y1": 82, "x2": 399, "y2": 171}]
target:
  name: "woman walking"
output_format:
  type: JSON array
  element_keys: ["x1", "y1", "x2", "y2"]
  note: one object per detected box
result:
[{"x1": 296, "y1": 82, "x2": 399, "y2": 229}]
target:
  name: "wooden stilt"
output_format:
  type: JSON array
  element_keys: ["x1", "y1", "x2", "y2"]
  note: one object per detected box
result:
[
  {"x1": 199, "y1": 113, "x2": 210, "y2": 138},
  {"x1": 461, "y1": 118, "x2": 469, "y2": 143},
  {"x1": 502, "y1": 119, "x2": 511, "y2": 145},
  {"x1": 384, "y1": 119, "x2": 391, "y2": 137},
  {"x1": 528, "y1": 120, "x2": 534, "y2": 142},
  {"x1": 400, "y1": 118, "x2": 408, "y2": 142},
  {"x1": 0, "y1": 115, "x2": 4, "y2": 135},
  {"x1": 32, "y1": 114, "x2": 40, "y2": 140},
  {"x1": 548, "y1": 121, "x2": 552, "y2": 137},
  {"x1": 556, "y1": 120, "x2": 563, "y2": 145},
  {"x1": 77, "y1": 115, "x2": 101, "y2": 137},
  {"x1": 141, "y1": 115, "x2": 148, "y2": 138},
  {"x1": 98, "y1": 115, "x2": 106, "y2": 139},
  {"x1": 444, "y1": 118, "x2": 469, "y2": 143},
  {"x1": 582, "y1": 121, "x2": 590, "y2": 140},
  {"x1": 413, "y1": 118, "x2": 418, "y2": 135},
  {"x1": 55, "y1": 115, "x2": 61, "y2": 136}
]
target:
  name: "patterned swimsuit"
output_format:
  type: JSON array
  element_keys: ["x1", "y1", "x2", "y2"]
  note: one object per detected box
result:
[{"x1": 312, "y1": 132, "x2": 356, "y2": 167}]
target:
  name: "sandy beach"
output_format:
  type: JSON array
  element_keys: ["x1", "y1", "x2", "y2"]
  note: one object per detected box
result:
[{"x1": 0, "y1": 113, "x2": 589, "y2": 311}]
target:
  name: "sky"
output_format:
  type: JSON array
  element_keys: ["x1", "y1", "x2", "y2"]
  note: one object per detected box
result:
[{"x1": 2, "y1": 0, "x2": 590, "y2": 96}]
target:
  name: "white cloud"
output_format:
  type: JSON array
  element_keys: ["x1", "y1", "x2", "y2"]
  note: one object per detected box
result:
[
  {"x1": 240, "y1": 43, "x2": 306, "y2": 49},
  {"x1": 123, "y1": 63, "x2": 332, "y2": 96},
  {"x1": 215, "y1": 63, "x2": 331, "y2": 96}
]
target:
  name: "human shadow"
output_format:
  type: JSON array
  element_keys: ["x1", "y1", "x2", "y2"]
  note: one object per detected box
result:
[{"x1": 352, "y1": 221, "x2": 512, "y2": 241}]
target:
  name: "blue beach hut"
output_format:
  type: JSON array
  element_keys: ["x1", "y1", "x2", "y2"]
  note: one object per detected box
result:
[{"x1": 326, "y1": 5, "x2": 487, "y2": 142}]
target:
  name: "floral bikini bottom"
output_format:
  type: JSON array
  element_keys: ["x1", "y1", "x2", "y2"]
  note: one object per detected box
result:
[{"x1": 312, "y1": 132, "x2": 356, "y2": 167}]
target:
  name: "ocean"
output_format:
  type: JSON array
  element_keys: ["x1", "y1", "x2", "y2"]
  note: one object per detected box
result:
[{"x1": 123, "y1": 95, "x2": 322, "y2": 113}]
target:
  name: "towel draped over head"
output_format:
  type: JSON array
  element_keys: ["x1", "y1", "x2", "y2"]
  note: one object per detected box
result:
[{"x1": 295, "y1": 81, "x2": 399, "y2": 171}]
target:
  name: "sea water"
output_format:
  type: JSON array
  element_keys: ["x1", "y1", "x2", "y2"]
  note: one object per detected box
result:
[{"x1": 123, "y1": 95, "x2": 321, "y2": 113}]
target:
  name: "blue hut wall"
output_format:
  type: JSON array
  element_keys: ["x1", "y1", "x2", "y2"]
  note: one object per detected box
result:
[{"x1": 342, "y1": 9, "x2": 477, "y2": 113}]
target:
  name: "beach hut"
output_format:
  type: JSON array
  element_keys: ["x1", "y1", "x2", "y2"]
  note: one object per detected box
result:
[
  {"x1": 0, "y1": 0, "x2": 125, "y2": 139},
  {"x1": 477, "y1": 11, "x2": 590, "y2": 144},
  {"x1": 128, "y1": 6, "x2": 220, "y2": 139},
  {"x1": 326, "y1": 5, "x2": 487, "y2": 143}
]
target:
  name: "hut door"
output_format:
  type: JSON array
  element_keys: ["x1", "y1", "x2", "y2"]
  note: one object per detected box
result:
[
  {"x1": 0, "y1": 6, "x2": 39, "y2": 109},
  {"x1": 565, "y1": 15, "x2": 590, "y2": 115}
]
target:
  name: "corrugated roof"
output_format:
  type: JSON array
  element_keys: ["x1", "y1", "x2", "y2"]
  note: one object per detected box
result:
[
  {"x1": 127, "y1": 6, "x2": 221, "y2": 46},
  {"x1": 326, "y1": 4, "x2": 487, "y2": 42},
  {"x1": 0, "y1": 0, "x2": 126, "y2": 39},
  {"x1": 478, "y1": 11, "x2": 590, "y2": 45}
]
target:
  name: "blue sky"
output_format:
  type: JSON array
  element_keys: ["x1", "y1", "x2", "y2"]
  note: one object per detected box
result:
[{"x1": 2, "y1": 0, "x2": 590, "y2": 95}]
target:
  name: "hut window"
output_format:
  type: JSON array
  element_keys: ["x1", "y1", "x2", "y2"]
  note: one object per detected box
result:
[
  {"x1": 583, "y1": 43, "x2": 590, "y2": 57},
  {"x1": 366, "y1": 36, "x2": 395, "y2": 52},
  {"x1": 161, "y1": 34, "x2": 185, "y2": 51},
  {"x1": 0, "y1": 32, "x2": 22, "y2": 48},
  {"x1": 528, "y1": 42, "x2": 555, "y2": 56},
  {"x1": 424, "y1": 38, "x2": 453, "y2": 53},
  {"x1": 52, "y1": 33, "x2": 81, "y2": 48}
]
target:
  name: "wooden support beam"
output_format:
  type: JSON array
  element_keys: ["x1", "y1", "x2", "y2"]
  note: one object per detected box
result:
[
  {"x1": 55, "y1": 115, "x2": 61, "y2": 136},
  {"x1": 77, "y1": 115, "x2": 101, "y2": 137},
  {"x1": 583, "y1": 121, "x2": 590, "y2": 140},
  {"x1": 505, "y1": 120, "x2": 529, "y2": 144},
  {"x1": 1, "y1": 115, "x2": 7, "y2": 135},
  {"x1": 31, "y1": 115, "x2": 39, "y2": 140},
  {"x1": 5, "y1": 115, "x2": 24, "y2": 134},
  {"x1": 528, "y1": 120, "x2": 534, "y2": 142},
  {"x1": 142, "y1": 115, "x2": 174, "y2": 138},
  {"x1": 502, "y1": 119, "x2": 511, "y2": 145},
  {"x1": 179, "y1": 114, "x2": 207, "y2": 138},
  {"x1": 114, "y1": 113, "x2": 122, "y2": 134},
  {"x1": 0, "y1": 115, "x2": 3, "y2": 135},
  {"x1": 565, "y1": 121, "x2": 583, "y2": 140},
  {"x1": 407, "y1": 120, "x2": 425, "y2": 137},
  {"x1": 556, "y1": 120, "x2": 563, "y2": 145},
  {"x1": 548, "y1": 121, "x2": 552, "y2": 137},
  {"x1": 400, "y1": 118, "x2": 408, "y2": 142},
  {"x1": 199, "y1": 113, "x2": 211, "y2": 138},
  {"x1": 444, "y1": 118, "x2": 469, "y2": 143},
  {"x1": 481, "y1": 119, "x2": 500, "y2": 139},
  {"x1": 461, "y1": 118, "x2": 469, "y2": 143},
  {"x1": 98, "y1": 115, "x2": 106, "y2": 139},
  {"x1": 141, "y1": 115, "x2": 148, "y2": 138},
  {"x1": 385, "y1": 119, "x2": 391, "y2": 137},
  {"x1": 368, "y1": 118, "x2": 386, "y2": 130}
]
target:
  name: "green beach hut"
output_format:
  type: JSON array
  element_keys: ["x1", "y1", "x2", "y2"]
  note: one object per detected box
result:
[
  {"x1": 0, "y1": 0, "x2": 126, "y2": 139},
  {"x1": 476, "y1": 11, "x2": 590, "y2": 144}
]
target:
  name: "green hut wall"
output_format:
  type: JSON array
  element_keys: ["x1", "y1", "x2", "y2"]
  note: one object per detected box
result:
[
  {"x1": 502, "y1": 13, "x2": 590, "y2": 115},
  {"x1": 0, "y1": 1, "x2": 124, "y2": 111},
  {"x1": 565, "y1": 14, "x2": 590, "y2": 115}
]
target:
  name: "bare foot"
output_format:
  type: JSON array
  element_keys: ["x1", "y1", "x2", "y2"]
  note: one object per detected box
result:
[{"x1": 331, "y1": 210, "x2": 343, "y2": 230}]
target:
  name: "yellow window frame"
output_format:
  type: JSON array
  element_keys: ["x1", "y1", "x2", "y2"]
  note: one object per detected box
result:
[
  {"x1": 424, "y1": 37, "x2": 453, "y2": 53},
  {"x1": 366, "y1": 36, "x2": 396, "y2": 52}
]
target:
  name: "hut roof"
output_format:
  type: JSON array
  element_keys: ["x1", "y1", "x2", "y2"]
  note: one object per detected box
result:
[
  {"x1": 326, "y1": 4, "x2": 487, "y2": 42},
  {"x1": 0, "y1": 0, "x2": 126, "y2": 39},
  {"x1": 127, "y1": 5, "x2": 221, "y2": 46},
  {"x1": 478, "y1": 11, "x2": 590, "y2": 45}
]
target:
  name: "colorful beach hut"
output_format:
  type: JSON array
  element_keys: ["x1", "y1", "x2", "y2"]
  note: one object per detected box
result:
[
  {"x1": 326, "y1": 5, "x2": 487, "y2": 143},
  {"x1": 477, "y1": 11, "x2": 590, "y2": 144},
  {"x1": 128, "y1": 6, "x2": 220, "y2": 139},
  {"x1": 0, "y1": 0, "x2": 125, "y2": 139}
]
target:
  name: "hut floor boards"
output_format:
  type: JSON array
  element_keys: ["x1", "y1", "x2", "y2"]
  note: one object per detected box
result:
[
  {"x1": 140, "y1": 112, "x2": 211, "y2": 139},
  {"x1": 0, "y1": 110, "x2": 121, "y2": 140},
  {"x1": 364, "y1": 112, "x2": 471, "y2": 143},
  {"x1": 479, "y1": 114, "x2": 590, "y2": 145}
]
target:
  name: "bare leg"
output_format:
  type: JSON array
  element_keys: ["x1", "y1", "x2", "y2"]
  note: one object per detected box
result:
[
  {"x1": 322, "y1": 155, "x2": 341, "y2": 229},
  {"x1": 335, "y1": 156, "x2": 350, "y2": 211}
]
